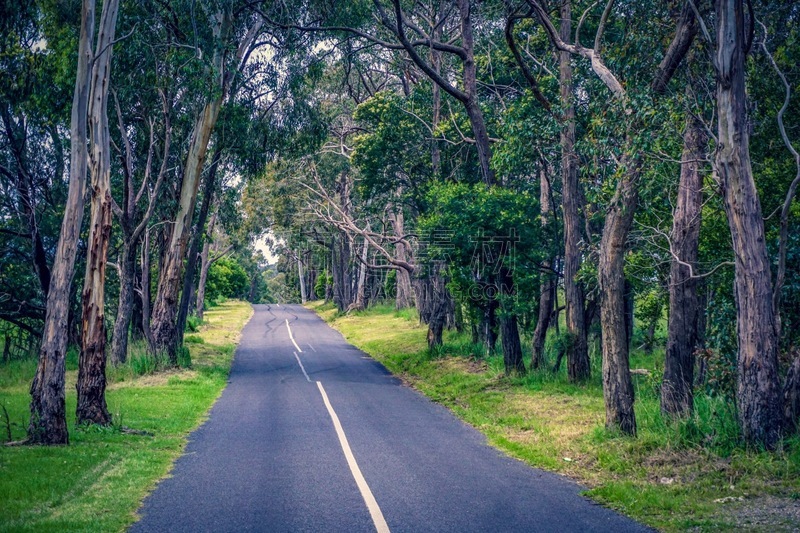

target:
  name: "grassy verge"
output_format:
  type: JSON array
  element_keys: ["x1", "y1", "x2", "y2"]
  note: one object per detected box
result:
[
  {"x1": 308, "y1": 300, "x2": 800, "y2": 532},
  {"x1": 0, "y1": 300, "x2": 252, "y2": 533}
]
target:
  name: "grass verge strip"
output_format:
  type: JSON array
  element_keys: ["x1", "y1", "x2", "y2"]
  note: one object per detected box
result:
[{"x1": 0, "y1": 300, "x2": 252, "y2": 533}]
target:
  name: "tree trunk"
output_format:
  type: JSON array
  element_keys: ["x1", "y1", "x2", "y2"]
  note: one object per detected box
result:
[
  {"x1": 532, "y1": 279, "x2": 554, "y2": 369},
  {"x1": 110, "y1": 241, "x2": 138, "y2": 365},
  {"x1": 389, "y1": 207, "x2": 413, "y2": 309},
  {"x1": 532, "y1": 169, "x2": 554, "y2": 369},
  {"x1": 131, "y1": 264, "x2": 144, "y2": 342},
  {"x1": 149, "y1": 6, "x2": 237, "y2": 361},
  {"x1": 331, "y1": 232, "x2": 353, "y2": 312},
  {"x1": 480, "y1": 297, "x2": 499, "y2": 353},
  {"x1": 456, "y1": 0, "x2": 494, "y2": 186},
  {"x1": 298, "y1": 255, "x2": 308, "y2": 304},
  {"x1": 196, "y1": 239, "x2": 212, "y2": 321},
  {"x1": 28, "y1": 0, "x2": 95, "y2": 444},
  {"x1": 140, "y1": 229, "x2": 154, "y2": 347},
  {"x1": 716, "y1": 0, "x2": 782, "y2": 448},
  {"x1": 662, "y1": 115, "x2": 706, "y2": 416},
  {"x1": 499, "y1": 267, "x2": 525, "y2": 374},
  {"x1": 177, "y1": 148, "x2": 221, "y2": 340},
  {"x1": 559, "y1": 0, "x2": 590, "y2": 382},
  {"x1": 350, "y1": 235, "x2": 369, "y2": 311},
  {"x1": 598, "y1": 156, "x2": 639, "y2": 436},
  {"x1": 331, "y1": 172, "x2": 354, "y2": 311},
  {"x1": 76, "y1": 0, "x2": 120, "y2": 426},
  {"x1": 423, "y1": 261, "x2": 449, "y2": 349},
  {"x1": 150, "y1": 99, "x2": 223, "y2": 362}
]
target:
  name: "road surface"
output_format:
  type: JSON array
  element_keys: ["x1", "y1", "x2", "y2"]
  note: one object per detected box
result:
[{"x1": 131, "y1": 304, "x2": 650, "y2": 532}]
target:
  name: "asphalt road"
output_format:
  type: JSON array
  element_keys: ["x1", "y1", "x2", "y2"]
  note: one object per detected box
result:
[{"x1": 130, "y1": 304, "x2": 651, "y2": 532}]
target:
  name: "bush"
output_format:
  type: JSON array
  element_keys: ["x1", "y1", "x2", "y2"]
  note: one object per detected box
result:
[
  {"x1": 314, "y1": 270, "x2": 333, "y2": 299},
  {"x1": 207, "y1": 257, "x2": 250, "y2": 302}
]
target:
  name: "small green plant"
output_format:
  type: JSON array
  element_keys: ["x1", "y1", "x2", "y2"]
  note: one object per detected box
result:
[
  {"x1": 184, "y1": 334, "x2": 205, "y2": 344},
  {"x1": 176, "y1": 346, "x2": 192, "y2": 369},
  {"x1": 129, "y1": 350, "x2": 169, "y2": 376},
  {"x1": 185, "y1": 315, "x2": 203, "y2": 333},
  {"x1": 314, "y1": 270, "x2": 333, "y2": 299},
  {"x1": 393, "y1": 307, "x2": 418, "y2": 321}
]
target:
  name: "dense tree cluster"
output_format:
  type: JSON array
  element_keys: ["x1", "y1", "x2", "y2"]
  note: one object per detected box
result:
[
  {"x1": 1, "y1": 0, "x2": 798, "y2": 449},
  {"x1": 245, "y1": 0, "x2": 800, "y2": 449}
]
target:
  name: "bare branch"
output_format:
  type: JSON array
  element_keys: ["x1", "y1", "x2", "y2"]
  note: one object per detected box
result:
[
  {"x1": 758, "y1": 20, "x2": 800, "y2": 315},
  {"x1": 593, "y1": 0, "x2": 615, "y2": 54},
  {"x1": 526, "y1": 0, "x2": 627, "y2": 101}
]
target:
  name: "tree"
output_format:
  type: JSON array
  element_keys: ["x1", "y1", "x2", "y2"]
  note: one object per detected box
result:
[
  {"x1": 149, "y1": 7, "x2": 263, "y2": 362},
  {"x1": 714, "y1": 0, "x2": 782, "y2": 448},
  {"x1": 75, "y1": 0, "x2": 121, "y2": 426},
  {"x1": 28, "y1": 0, "x2": 95, "y2": 444},
  {"x1": 661, "y1": 114, "x2": 706, "y2": 416}
]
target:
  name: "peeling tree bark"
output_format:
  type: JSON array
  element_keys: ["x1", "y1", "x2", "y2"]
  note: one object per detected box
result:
[
  {"x1": 76, "y1": 0, "x2": 121, "y2": 426},
  {"x1": 715, "y1": 0, "x2": 782, "y2": 448}
]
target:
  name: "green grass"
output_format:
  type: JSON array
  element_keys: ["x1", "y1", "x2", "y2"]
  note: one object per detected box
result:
[
  {"x1": 307, "y1": 300, "x2": 800, "y2": 532},
  {"x1": 0, "y1": 301, "x2": 253, "y2": 532}
]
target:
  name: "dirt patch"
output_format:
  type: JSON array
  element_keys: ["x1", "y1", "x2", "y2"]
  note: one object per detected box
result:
[
  {"x1": 433, "y1": 357, "x2": 489, "y2": 374},
  {"x1": 641, "y1": 448, "x2": 732, "y2": 484},
  {"x1": 713, "y1": 496, "x2": 800, "y2": 531}
]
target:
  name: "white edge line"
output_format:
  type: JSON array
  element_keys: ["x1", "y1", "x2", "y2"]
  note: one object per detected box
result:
[
  {"x1": 316, "y1": 381, "x2": 390, "y2": 533},
  {"x1": 293, "y1": 352, "x2": 311, "y2": 382},
  {"x1": 308, "y1": 343, "x2": 317, "y2": 352},
  {"x1": 285, "y1": 319, "x2": 302, "y2": 352}
]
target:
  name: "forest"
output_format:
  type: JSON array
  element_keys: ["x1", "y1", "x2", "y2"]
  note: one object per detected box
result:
[{"x1": 1, "y1": 0, "x2": 799, "y2": 457}]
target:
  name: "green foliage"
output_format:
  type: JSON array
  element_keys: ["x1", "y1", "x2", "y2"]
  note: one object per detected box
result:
[
  {"x1": 313, "y1": 269, "x2": 332, "y2": 299},
  {"x1": 352, "y1": 91, "x2": 433, "y2": 201},
  {"x1": 206, "y1": 257, "x2": 250, "y2": 303},
  {"x1": 129, "y1": 350, "x2": 168, "y2": 377},
  {"x1": 184, "y1": 334, "x2": 205, "y2": 344},
  {"x1": 703, "y1": 291, "x2": 738, "y2": 399},
  {"x1": 420, "y1": 182, "x2": 545, "y2": 325},
  {"x1": 185, "y1": 315, "x2": 203, "y2": 333}
]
